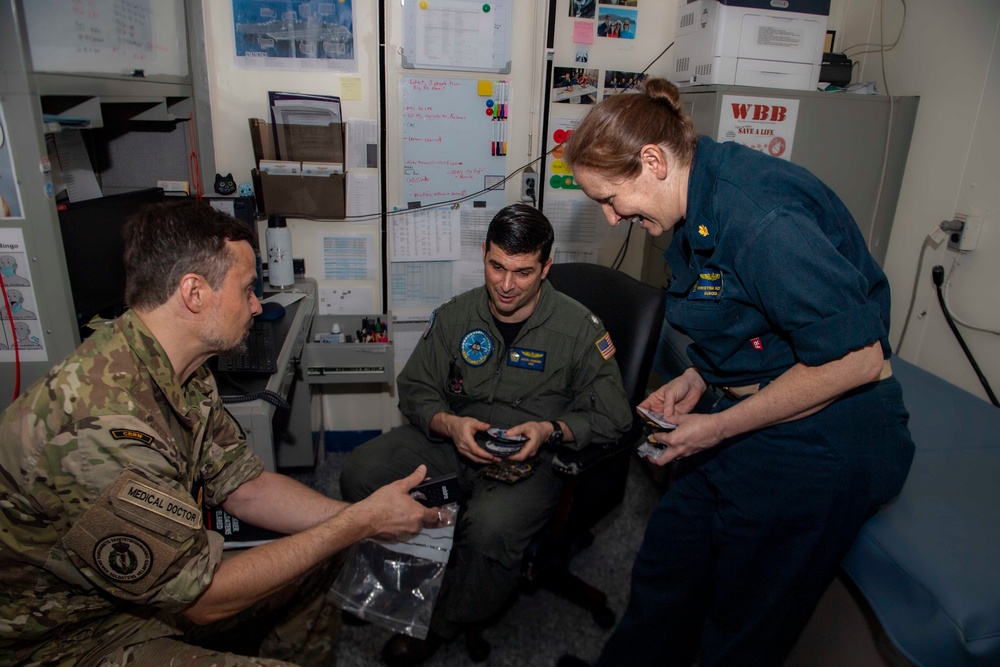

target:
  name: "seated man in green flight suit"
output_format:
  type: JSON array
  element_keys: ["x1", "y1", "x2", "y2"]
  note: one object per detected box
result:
[{"x1": 341, "y1": 203, "x2": 633, "y2": 666}]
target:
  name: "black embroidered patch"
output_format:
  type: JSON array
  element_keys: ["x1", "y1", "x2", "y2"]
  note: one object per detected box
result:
[{"x1": 109, "y1": 429, "x2": 154, "y2": 445}]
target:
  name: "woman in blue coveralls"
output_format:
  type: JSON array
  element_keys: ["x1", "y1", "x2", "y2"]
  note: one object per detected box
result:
[{"x1": 562, "y1": 78, "x2": 916, "y2": 666}]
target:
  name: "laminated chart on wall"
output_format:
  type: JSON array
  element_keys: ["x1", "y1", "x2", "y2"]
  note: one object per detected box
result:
[
  {"x1": 395, "y1": 77, "x2": 510, "y2": 315},
  {"x1": 400, "y1": 76, "x2": 508, "y2": 209},
  {"x1": 0, "y1": 228, "x2": 49, "y2": 363},
  {"x1": 389, "y1": 201, "x2": 498, "y2": 313},
  {"x1": 540, "y1": 116, "x2": 610, "y2": 264},
  {"x1": 401, "y1": 0, "x2": 514, "y2": 73}
]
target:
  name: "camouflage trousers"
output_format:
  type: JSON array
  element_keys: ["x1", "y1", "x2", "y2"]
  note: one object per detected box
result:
[{"x1": 97, "y1": 560, "x2": 342, "y2": 667}]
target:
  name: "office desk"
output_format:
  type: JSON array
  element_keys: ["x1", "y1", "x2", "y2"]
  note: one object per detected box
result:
[{"x1": 218, "y1": 278, "x2": 317, "y2": 472}]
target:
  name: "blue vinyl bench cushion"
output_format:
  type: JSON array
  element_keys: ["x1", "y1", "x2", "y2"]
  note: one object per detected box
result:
[{"x1": 842, "y1": 358, "x2": 1000, "y2": 667}]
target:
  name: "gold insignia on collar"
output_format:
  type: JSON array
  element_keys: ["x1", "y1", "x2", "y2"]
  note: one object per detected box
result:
[{"x1": 698, "y1": 224, "x2": 709, "y2": 237}]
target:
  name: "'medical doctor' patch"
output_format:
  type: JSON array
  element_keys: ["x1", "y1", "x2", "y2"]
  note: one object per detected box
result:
[{"x1": 117, "y1": 479, "x2": 202, "y2": 529}]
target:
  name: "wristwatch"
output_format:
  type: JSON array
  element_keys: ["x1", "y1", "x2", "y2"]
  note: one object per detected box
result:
[{"x1": 547, "y1": 420, "x2": 564, "y2": 446}]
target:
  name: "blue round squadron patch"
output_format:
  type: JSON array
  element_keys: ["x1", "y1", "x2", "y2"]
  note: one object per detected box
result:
[{"x1": 460, "y1": 329, "x2": 493, "y2": 366}]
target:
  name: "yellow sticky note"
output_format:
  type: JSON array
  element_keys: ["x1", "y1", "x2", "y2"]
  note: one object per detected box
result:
[
  {"x1": 341, "y1": 77, "x2": 362, "y2": 100},
  {"x1": 477, "y1": 80, "x2": 493, "y2": 96}
]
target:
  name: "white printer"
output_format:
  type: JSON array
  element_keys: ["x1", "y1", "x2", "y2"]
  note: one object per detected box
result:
[{"x1": 670, "y1": 0, "x2": 831, "y2": 91}]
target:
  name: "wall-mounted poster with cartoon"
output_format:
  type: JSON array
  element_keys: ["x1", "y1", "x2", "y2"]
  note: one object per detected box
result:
[
  {"x1": 0, "y1": 104, "x2": 25, "y2": 219},
  {"x1": 0, "y1": 228, "x2": 48, "y2": 363}
]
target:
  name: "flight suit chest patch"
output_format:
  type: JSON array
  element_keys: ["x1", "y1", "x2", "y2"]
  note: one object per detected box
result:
[
  {"x1": 507, "y1": 347, "x2": 545, "y2": 371},
  {"x1": 460, "y1": 329, "x2": 493, "y2": 366}
]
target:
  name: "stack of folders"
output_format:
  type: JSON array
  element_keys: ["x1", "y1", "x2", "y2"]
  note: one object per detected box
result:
[{"x1": 259, "y1": 160, "x2": 344, "y2": 176}]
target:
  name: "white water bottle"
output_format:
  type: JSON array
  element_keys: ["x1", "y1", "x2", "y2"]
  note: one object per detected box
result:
[{"x1": 265, "y1": 214, "x2": 294, "y2": 288}]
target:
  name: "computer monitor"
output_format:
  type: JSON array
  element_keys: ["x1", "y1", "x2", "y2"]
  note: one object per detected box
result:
[
  {"x1": 57, "y1": 188, "x2": 166, "y2": 337},
  {"x1": 203, "y1": 195, "x2": 258, "y2": 234}
]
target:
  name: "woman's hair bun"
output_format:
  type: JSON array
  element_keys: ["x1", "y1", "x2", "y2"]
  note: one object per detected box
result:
[{"x1": 643, "y1": 78, "x2": 683, "y2": 115}]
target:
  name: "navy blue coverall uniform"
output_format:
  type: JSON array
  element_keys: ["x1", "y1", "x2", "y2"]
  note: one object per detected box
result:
[{"x1": 599, "y1": 137, "x2": 915, "y2": 667}]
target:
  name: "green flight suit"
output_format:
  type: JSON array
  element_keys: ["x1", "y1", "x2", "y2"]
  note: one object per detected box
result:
[{"x1": 341, "y1": 281, "x2": 633, "y2": 638}]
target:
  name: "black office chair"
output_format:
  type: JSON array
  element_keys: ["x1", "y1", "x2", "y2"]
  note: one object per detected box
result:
[{"x1": 464, "y1": 262, "x2": 665, "y2": 660}]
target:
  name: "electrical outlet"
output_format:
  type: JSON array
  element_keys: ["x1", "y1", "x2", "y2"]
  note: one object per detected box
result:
[
  {"x1": 520, "y1": 169, "x2": 537, "y2": 203},
  {"x1": 960, "y1": 216, "x2": 984, "y2": 251},
  {"x1": 946, "y1": 214, "x2": 967, "y2": 251},
  {"x1": 947, "y1": 214, "x2": 984, "y2": 252}
]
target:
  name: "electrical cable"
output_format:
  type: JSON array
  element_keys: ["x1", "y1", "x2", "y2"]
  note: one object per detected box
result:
[
  {"x1": 596, "y1": 42, "x2": 674, "y2": 271},
  {"x1": 537, "y1": 39, "x2": 673, "y2": 272},
  {"x1": 378, "y1": 0, "x2": 389, "y2": 314},
  {"x1": 865, "y1": 0, "x2": 897, "y2": 253},
  {"x1": 891, "y1": 233, "x2": 932, "y2": 356},
  {"x1": 591, "y1": 43, "x2": 673, "y2": 273},
  {"x1": 0, "y1": 272, "x2": 21, "y2": 402},
  {"x1": 610, "y1": 218, "x2": 638, "y2": 271},
  {"x1": 298, "y1": 41, "x2": 675, "y2": 227},
  {"x1": 286, "y1": 148, "x2": 555, "y2": 223},
  {"x1": 187, "y1": 112, "x2": 202, "y2": 199},
  {"x1": 842, "y1": 0, "x2": 907, "y2": 56},
  {"x1": 638, "y1": 42, "x2": 674, "y2": 77},
  {"x1": 217, "y1": 372, "x2": 292, "y2": 410},
  {"x1": 602, "y1": 45, "x2": 672, "y2": 273},
  {"x1": 942, "y1": 256, "x2": 1000, "y2": 335},
  {"x1": 221, "y1": 389, "x2": 292, "y2": 411},
  {"x1": 931, "y1": 265, "x2": 999, "y2": 407}
]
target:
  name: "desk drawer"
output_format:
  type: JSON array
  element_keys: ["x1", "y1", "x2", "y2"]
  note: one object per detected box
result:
[{"x1": 304, "y1": 314, "x2": 393, "y2": 385}]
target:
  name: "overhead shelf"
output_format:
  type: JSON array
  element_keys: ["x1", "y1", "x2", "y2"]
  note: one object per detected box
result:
[{"x1": 34, "y1": 72, "x2": 195, "y2": 131}]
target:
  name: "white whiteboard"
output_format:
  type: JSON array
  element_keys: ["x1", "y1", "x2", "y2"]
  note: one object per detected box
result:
[
  {"x1": 400, "y1": 76, "x2": 507, "y2": 209},
  {"x1": 24, "y1": 0, "x2": 189, "y2": 78}
]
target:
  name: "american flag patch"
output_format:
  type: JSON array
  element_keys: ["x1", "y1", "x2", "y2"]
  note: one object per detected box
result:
[{"x1": 595, "y1": 333, "x2": 616, "y2": 360}]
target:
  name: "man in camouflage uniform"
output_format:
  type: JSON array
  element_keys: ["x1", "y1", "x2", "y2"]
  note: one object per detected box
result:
[
  {"x1": 341, "y1": 204, "x2": 633, "y2": 666},
  {"x1": 0, "y1": 200, "x2": 439, "y2": 667}
]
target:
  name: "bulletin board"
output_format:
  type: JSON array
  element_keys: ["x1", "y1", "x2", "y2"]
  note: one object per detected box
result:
[
  {"x1": 399, "y1": 76, "x2": 508, "y2": 209},
  {"x1": 401, "y1": 0, "x2": 514, "y2": 74},
  {"x1": 23, "y1": 0, "x2": 189, "y2": 78}
]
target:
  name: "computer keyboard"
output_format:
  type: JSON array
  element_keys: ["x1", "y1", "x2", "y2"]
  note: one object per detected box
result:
[{"x1": 215, "y1": 320, "x2": 278, "y2": 375}]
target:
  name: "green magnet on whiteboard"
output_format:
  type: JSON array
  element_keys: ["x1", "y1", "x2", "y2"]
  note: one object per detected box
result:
[{"x1": 483, "y1": 4, "x2": 490, "y2": 12}]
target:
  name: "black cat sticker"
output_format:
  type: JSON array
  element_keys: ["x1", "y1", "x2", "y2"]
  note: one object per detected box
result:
[{"x1": 214, "y1": 173, "x2": 237, "y2": 195}]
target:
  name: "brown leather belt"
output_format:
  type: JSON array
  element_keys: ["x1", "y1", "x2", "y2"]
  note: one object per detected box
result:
[{"x1": 719, "y1": 360, "x2": 893, "y2": 400}]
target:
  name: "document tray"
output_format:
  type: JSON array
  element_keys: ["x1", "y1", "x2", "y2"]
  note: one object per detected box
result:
[{"x1": 303, "y1": 314, "x2": 393, "y2": 385}]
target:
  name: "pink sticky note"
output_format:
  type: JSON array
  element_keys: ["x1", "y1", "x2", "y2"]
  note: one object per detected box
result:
[{"x1": 573, "y1": 21, "x2": 595, "y2": 45}]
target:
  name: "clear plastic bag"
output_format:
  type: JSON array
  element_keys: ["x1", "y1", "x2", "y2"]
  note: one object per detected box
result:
[{"x1": 330, "y1": 503, "x2": 458, "y2": 639}]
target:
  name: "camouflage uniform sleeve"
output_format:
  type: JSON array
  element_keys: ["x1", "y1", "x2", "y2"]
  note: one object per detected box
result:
[
  {"x1": 47, "y1": 417, "x2": 224, "y2": 611},
  {"x1": 197, "y1": 387, "x2": 265, "y2": 508}
]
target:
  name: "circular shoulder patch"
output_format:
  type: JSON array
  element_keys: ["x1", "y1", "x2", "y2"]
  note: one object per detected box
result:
[
  {"x1": 460, "y1": 328, "x2": 494, "y2": 366},
  {"x1": 94, "y1": 535, "x2": 153, "y2": 583}
]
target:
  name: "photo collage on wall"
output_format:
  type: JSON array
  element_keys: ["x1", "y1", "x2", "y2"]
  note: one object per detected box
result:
[{"x1": 555, "y1": 0, "x2": 645, "y2": 105}]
